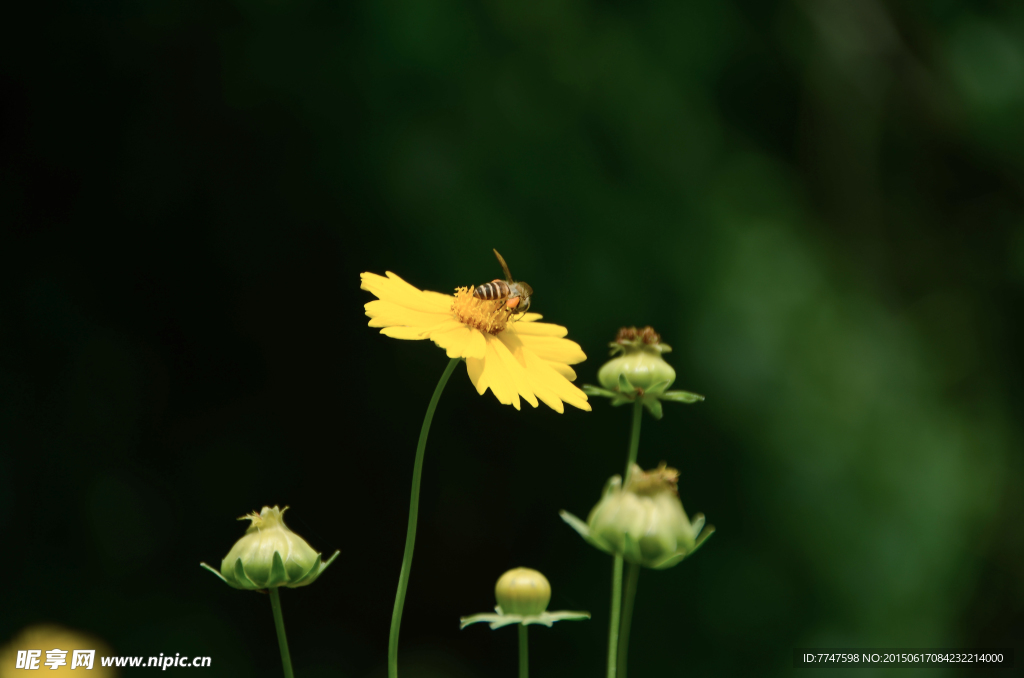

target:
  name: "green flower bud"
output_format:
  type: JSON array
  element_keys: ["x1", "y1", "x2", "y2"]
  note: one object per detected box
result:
[
  {"x1": 585, "y1": 327, "x2": 704, "y2": 419},
  {"x1": 494, "y1": 567, "x2": 551, "y2": 616},
  {"x1": 201, "y1": 506, "x2": 339, "y2": 590},
  {"x1": 461, "y1": 568, "x2": 590, "y2": 630},
  {"x1": 597, "y1": 326, "x2": 676, "y2": 393},
  {"x1": 561, "y1": 464, "x2": 714, "y2": 569}
]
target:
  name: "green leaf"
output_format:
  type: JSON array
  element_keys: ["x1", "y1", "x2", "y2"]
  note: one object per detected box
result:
[{"x1": 660, "y1": 390, "x2": 704, "y2": 403}]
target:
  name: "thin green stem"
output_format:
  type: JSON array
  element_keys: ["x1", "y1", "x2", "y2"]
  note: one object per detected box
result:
[
  {"x1": 617, "y1": 563, "x2": 640, "y2": 678},
  {"x1": 624, "y1": 400, "x2": 643, "y2": 483},
  {"x1": 607, "y1": 555, "x2": 624, "y2": 678},
  {"x1": 518, "y1": 624, "x2": 529, "y2": 678},
  {"x1": 268, "y1": 588, "x2": 294, "y2": 678},
  {"x1": 388, "y1": 357, "x2": 460, "y2": 678},
  {"x1": 614, "y1": 399, "x2": 644, "y2": 678}
]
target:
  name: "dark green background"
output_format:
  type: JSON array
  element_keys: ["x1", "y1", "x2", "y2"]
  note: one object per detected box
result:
[{"x1": 3, "y1": 0, "x2": 1022, "y2": 676}]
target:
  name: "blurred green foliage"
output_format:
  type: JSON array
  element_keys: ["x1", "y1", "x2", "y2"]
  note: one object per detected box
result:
[{"x1": 2, "y1": 0, "x2": 1023, "y2": 676}]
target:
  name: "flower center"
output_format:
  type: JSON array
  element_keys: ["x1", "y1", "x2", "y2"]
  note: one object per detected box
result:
[{"x1": 451, "y1": 286, "x2": 510, "y2": 334}]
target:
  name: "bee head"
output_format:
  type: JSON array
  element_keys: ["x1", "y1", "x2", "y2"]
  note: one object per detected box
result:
[{"x1": 519, "y1": 283, "x2": 533, "y2": 313}]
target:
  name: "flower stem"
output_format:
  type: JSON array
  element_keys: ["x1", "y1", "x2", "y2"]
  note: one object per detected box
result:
[
  {"x1": 518, "y1": 624, "x2": 529, "y2": 678},
  {"x1": 624, "y1": 400, "x2": 643, "y2": 483},
  {"x1": 606, "y1": 555, "x2": 624, "y2": 678},
  {"x1": 617, "y1": 562, "x2": 640, "y2": 678},
  {"x1": 615, "y1": 399, "x2": 644, "y2": 678},
  {"x1": 388, "y1": 357, "x2": 460, "y2": 678},
  {"x1": 268, "y1": 588, "x2": 295, "y2": 678}
]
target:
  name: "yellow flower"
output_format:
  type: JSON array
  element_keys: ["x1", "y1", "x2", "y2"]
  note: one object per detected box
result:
[{"x1": 361, "y1": 271, "x2": 590, "y2": 412}]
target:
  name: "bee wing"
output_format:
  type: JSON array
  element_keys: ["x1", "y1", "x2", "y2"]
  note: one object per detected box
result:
[{"x1": 493, "y1": 248, "x2": 515, "y2": 283}]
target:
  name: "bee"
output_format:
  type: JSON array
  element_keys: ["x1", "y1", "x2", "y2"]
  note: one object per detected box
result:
[{"x1": 473, "y1": 249, "x2": 533, "y2": 317}]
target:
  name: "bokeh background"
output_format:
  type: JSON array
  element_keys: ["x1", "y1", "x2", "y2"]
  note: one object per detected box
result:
[{"x1": 3, "y1": 0, "x2": 1023, "y2": 676}]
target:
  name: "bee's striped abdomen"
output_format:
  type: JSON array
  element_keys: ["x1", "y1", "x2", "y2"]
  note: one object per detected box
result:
[{"x1": 474, "y1": 279, "x2": 510, "y2": 301}]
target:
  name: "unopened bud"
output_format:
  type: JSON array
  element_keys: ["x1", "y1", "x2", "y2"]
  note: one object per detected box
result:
[
  {"x1": 201, "y1": 506, "x2": 338, "y2": 590},
  {"x1": 561, "y1": 464, "x2": 714, "y2": 569},
  {"x1": 495, "y1": 568, "x2": 551, "y2": 616},
  {"x1": 597, "y1": 326, "x2": 676, "y2": 393}
]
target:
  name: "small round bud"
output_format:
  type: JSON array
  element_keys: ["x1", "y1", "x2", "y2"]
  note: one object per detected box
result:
[
  {"x1": 494, "y1": 568, "x2": 551, "y2": 616},
  {"x1": 202, "y1": 506, "x2": 338, "y2": 590},
  {"x1": 597, "y1": 326, "x2": 675, "y2": 393}
]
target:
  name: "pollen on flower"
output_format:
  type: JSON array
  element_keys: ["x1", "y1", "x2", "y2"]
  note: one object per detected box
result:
[{"x1": 451, "y1": 286, "x2": 510, "y2": 335}]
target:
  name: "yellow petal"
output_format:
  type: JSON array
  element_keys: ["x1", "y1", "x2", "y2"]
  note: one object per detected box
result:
[
  {"x1": 466, "y1": 356, "x2": 488, "y2": 396},
  {"x1": 516, "y1": 334, "x2": 587, "y2": 365},
  {"x1": 507, "y1": 320, "x2": 568, "y2": 338},
  {"x1": 548, "y1": 363, "x2": 577, "y2": 380},
  {"x1": 464, "y1": 327, "x2": 487, "y2": 360},
  {"x1": 365, "y1": 300, "x2": 449, "y2": 329},
  {"x1": 521, "y1": 346, "x2": 591, "y2": 411},
  {"x1": 479, "y1": 336, "x2": 520, "y2": 409},
  {"x1": 380, "y1": 326, "x2": 430, "y2": 340},
  {"x1": 431, "y1": 325, "x2": 477, "y2": 359},
  {"x1": 360, "y1": 271, "x2": 453, "y2": 314},
  {"x1": 488, "y1": 334, "x2": 539, "y2": 408},
  {"x1": 498, "y1": 331, "x2": 565, "y2": 412}
]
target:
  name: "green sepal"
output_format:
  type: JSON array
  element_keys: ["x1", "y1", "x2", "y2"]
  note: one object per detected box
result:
[
  {"x1": 293, "y1": 549, "x2": 340, "y2": 587},
  {"x1": 559, "y1": 510, "x2": 612, "y2": 555},
  {"x1": 200, "y1": 562, "x2": 228, "y2": 584},
  {"x1": 559, "y1": 510, "x2": 591, "y2": 539},
  {"x1": 582, "y1": 384, "x2": 618, "y2": 399},
  {"x1": 233, "y1": 557, "x2": 258, "y2": 590},
  {"x1": 610, "y1": 394, "x2": 634, "y2": 406},
  {"x1": 460, "y1": 612, "x2": 506, "y2": 630},
  {"x1": 659, "y1": 390, "x2": 704, "y2": 403},
  {"x1": 461, "y1": 608, "x2": 591, "y2": 630},
  {"x1": 538, "y1": 611, "x2": 591, "y2": 624},
  {"x1": 618, "y1": 373, "x2": 636, "y2": 394},
  {"x1": 266, "y1": 551, "x2": 288, "y2": 588},
  {"x1": 692, "y1": 524, "x2": 715, "y2": 553},
  {"x1": 291, "y1": 552, "x2": 322, "y2": 587},
  {"x1": 651, "y1": 552, "x2": 687, "y2": 570},
  {"x1": 649, "y1": 523, "x2": 716, "y2": 569},
  {"x1": 320, "y1": 549, "x2": 340, "y2": 573},
  {"x1": 642, "y1": 396, "x2": 664, "y2": 419},
  {"x1": 646, "y1": 380, "x2": 671, "y2": 395}
]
